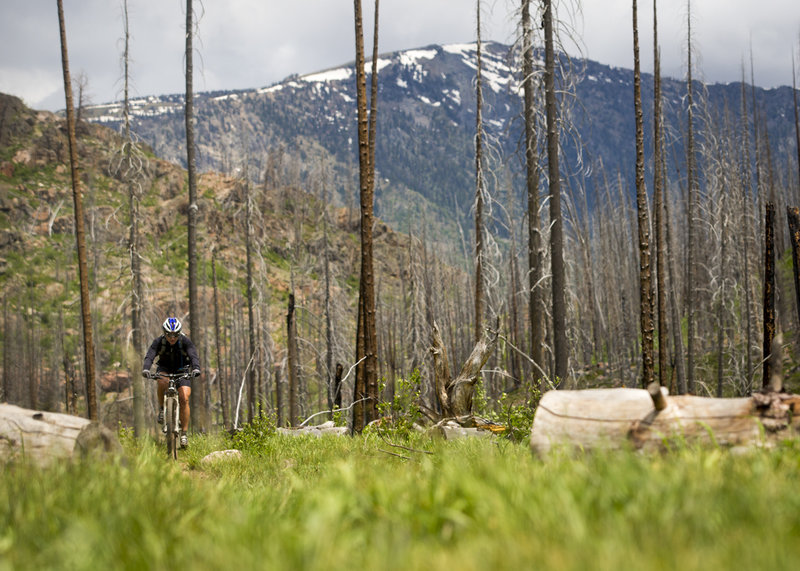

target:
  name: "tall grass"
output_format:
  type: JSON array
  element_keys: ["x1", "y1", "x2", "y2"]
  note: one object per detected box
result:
[{"x1": 2, "y1": 432, "x2": 799, "y2": 570}]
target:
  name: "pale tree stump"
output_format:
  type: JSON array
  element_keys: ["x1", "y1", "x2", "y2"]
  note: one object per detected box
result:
[
  {"x1": 530, "y1": 387, "x2": 800, "y2": 455},
  {"x1": 430, "y1": 320, "x2": 499, "y2": 421},
  {"x1": 0, "y1": 403, "x2": 122, "y2": 466}
]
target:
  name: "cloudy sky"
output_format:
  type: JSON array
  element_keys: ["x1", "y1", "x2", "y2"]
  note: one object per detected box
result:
[{"x1": 1, "y1": 0, "x2": 798, "y2": 112}]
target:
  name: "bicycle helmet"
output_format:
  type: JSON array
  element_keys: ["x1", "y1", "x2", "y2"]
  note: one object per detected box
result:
[{"x1": 162, "y1": 317, "x2": 182, "y2": 334}]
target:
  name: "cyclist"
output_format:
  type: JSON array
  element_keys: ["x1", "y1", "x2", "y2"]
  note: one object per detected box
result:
[{"x1": 142, "y1": 317, "x2": 201, "y2": 447}]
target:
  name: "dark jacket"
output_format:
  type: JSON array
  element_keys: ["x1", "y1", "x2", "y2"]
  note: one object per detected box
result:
[{"x1": 142, "y1": 333, "x2": 200, "y2": 374}]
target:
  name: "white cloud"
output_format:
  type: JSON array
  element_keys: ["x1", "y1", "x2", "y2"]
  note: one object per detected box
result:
[{"x1": 1, "y1": 0, "x2": 798, "y2": 111}]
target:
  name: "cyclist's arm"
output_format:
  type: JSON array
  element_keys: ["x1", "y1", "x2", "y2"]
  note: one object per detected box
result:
[
  {"x1": 186, "y1": 338, "x2": 201, "y2": 373},
  {"x1": 142, "y1": 337, "x2": 160, "y2": 371}
]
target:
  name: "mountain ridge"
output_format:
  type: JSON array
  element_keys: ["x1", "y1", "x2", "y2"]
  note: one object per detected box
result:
[{"x1": 81, "y1": 41, "x2": 800, "y2": 254}]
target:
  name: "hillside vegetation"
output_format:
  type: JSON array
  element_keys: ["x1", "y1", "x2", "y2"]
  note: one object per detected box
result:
[
  {"x1": 3, "y1": 33, "x2": 800, "y2": 428},
  {"x1": 0, "y1": 92, "x2": 455, "y2": 425},
  {"x1": 67, "y1": 41, "x2": 800, "y2": 412}
]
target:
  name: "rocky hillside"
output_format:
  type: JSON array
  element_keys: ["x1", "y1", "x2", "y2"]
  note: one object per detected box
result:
[{"x1": 0, "y1": 92, "x2": 442, "y2": 407}]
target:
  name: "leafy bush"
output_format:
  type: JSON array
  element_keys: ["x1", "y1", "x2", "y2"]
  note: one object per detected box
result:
[
  {"x1": 496, "y1": 382, "x2": 541, "y2": 441},
  {"x1": 331, "y1": 405, "x2": 348, "y2": 427},
  {"x1": 371, "y1": 369, "x2": 422, "y2": 437},
  {"x1": 475, "y1": 380, "x2": 540, "y2": 441},
  {"x1": 229, "y1": 413, "x2": 277, "y2": 453}
]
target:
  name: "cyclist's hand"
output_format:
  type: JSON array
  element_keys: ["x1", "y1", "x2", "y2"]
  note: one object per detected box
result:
[
  {"x1": 142, "y1": 370, "x2": 152, "y2": 379},
  {"x1": 192, "y1": 369, "x2": 201, "y2": 378}
]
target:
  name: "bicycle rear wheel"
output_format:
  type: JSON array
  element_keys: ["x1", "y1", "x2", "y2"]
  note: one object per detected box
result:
[{"x1": 165, "y1": 398, "x2": 179, "y2": 460}]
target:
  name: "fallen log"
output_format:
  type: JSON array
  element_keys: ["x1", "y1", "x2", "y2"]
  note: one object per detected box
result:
[
  {"x1": 0, "y1": 403, "x2": 122, "y2": 466},
  {"x1": 433, "y1": 421, "x2": 495, "y2": 440},
  {"x1": 530, "y1": 387, "x2": 800, "y2": 455},
  {"x1": 201, "y1": 449, "x2": 243, "y2": 464},
  {"x1": 428, "y1": 416, "x2": 506, "y2": 440},
  {"x1": 277, "y1": 421, "x2": 348, "y2": 437}
]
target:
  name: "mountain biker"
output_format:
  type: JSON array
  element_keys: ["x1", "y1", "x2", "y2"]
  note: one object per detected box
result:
[{"x1": 141, "y1": 317, "x2": 201, "y2": 448}]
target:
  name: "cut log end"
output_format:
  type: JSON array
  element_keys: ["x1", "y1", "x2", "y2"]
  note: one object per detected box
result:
[
  {"x1": 647, "y1": 382, "x2": 667, "y2": 411},
  {"x1": 1, "y1": 404, "x2": 122, "y2": 466},
  {"x1": 74, "y1": 422, "x2": 124, "y2": 460}
]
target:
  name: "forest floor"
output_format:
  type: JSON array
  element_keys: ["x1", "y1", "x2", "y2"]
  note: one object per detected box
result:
[{"x1": 2, "y1": 428, "x2": 800, "y2": 570}]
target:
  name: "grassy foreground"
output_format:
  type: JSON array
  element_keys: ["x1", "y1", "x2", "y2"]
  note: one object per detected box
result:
[{"x1": 2, "y1": 429, "x2": 800, "y2": 570}]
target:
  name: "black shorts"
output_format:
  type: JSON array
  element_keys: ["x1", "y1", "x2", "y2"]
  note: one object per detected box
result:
[{"x1": 157, "y1": 370, "x2": 192, "y2": 388}]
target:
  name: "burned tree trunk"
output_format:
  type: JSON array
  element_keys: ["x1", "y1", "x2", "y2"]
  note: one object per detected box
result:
[
  {"x1": 786, "y1": 206, "x2": 800, "y2": 327},
  {"x1": 57, "y1": 0, "x2": 98, "y2": 420},
  {"x1": 429, "y1": 321, "x2": 498, "y2": 422},
  {"x1": 352, "y1": 0, "x2": 380, "y2": 431},
  {"x1": 333, "y1": 362, "x2": 344, "y2": 410},
  {"x1": 287, "y1": 293, "x2": 299, "y2": 426},
  {"x1": 632, "y1": 0, "x2": 654, "y2": 389},
  {"x1": 521, "y1": 0, "x2": 546, "y2": 387},
  {"x1": 763, "y1": 202, "x2": 776, "y2": 388},
  {"x1": 542, "y1": 0, "x2": 568, "y2": 384},
  {"x1": 185, "y1": 0, "x2": 206, "y2": 431},
  {"x1": 211, "y1": 250, "x2": 229, "y2": 430}
]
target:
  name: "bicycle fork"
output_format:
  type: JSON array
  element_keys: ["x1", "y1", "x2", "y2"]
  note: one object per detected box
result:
[{"x1": 162, "y1": 390, "x2": 180, "y2": 436}]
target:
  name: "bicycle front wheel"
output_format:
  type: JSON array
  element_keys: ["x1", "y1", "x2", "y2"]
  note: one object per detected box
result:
[{"x1": 165, "y1": 398, "x2": 179, "y2": 460}]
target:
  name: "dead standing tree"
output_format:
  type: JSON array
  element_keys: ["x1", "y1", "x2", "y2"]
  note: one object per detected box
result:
[
  {"x1": 473, "y1": 0, "x2": 487, "y2": 345},
  {"x1": 763, "y1": 202, "x2": 776, "y2": 387},
  {"x1": 57, "y1": 0, "x2": 98, "y2": 420},
  {"x1": 794, "y1": 52, "x2": 800, "y2": 193},
  {"x1": 652, "y1": 0, "x2": 670, "y2": 390},
  {"x1": 185, "y1": 0, "x2": 207, "y2": 430},
  {"x1": 352, "y1": 0, "x2": 380, "y2": 431},
  {"x1": 685, "y1": 0, "x2": 699, "y2": 394},
  {"x1": 429, "y1": 321, "x2": 499, "y2": 423},
  {"x1": 543, "y1": 0, "x2": 568, "y2": 385},
  {"x1": 632, "y1": 0, "x2": 654, "y2": 389},
  {"x1": 112, "y1": 0, "x2": 148, "y2": 436},
  {"x1": 211, "y1": 248, "x2": 229, "y2": 429},
  {"x1": 287, "y1": 293, "x2": 300, "y2": 426},
  {"x1": 521, "y1": 0, "x2": 546, "y2": 386}
]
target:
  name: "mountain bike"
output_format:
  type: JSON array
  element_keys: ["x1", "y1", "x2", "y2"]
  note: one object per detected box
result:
[{"x1": 154, "y1": 371, "x2": 189, "y2": 460}]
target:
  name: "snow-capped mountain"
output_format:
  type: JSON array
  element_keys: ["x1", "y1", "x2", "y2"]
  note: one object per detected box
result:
[{"x1": 83, "y1": 41, "x2": 799, "y2": 242}]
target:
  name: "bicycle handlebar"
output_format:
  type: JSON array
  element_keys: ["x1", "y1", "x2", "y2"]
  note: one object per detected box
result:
[{"x1": 153, "y1": 371, "x2": 192, "y2": 380}]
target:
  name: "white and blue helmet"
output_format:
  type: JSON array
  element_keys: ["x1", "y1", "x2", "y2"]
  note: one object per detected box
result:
[{"x1": 162, "y1": 317, "x2": 182, "y2": 334}]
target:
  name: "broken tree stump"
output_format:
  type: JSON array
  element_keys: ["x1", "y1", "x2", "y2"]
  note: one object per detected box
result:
[
  {"x1": 530, "y1": 387, "x2": 800, "y2": 455},
  {"x1": 0, "y1": 403, "x2": 122, "y2": 466},
  {"x1": 430, "y1": 320, "x2": 499, "y2": 419}
]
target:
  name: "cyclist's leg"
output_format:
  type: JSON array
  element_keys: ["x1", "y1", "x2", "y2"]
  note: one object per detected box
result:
[
  {"x1": 178, "y1": 385, "x2": 191, "y2": 432},
  {"x1": 157, "y1": 377, "x2": 168, "y2": 414}
]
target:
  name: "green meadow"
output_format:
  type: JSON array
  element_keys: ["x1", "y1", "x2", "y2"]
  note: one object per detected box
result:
[{"x1": 2, "y1": 427, "x2": 800, "y2": 570}]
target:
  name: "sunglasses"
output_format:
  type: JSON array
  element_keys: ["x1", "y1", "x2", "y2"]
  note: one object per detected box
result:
[{"x1": 165, "y1": 332, "x2": 179, "y2": 339}]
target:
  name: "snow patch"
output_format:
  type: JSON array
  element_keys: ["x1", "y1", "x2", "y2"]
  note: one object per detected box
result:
[
  {"x1": 302, "y1": 67, "x2": 353, "y2": 83},
  {"x1": 418, "y1": 95, "x2": 440, "y2": 107},
  {"x1": 399, "y1": 49, "x2": 438, "y2": 65},
  {"x1": 444, "y1": 89, "x2": 461, "y2": 105}
]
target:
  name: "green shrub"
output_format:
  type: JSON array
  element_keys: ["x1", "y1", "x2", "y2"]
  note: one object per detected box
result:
[
  {"x1": 371, "y1": 369, "x2": 422, "y2": 437},
  {"x1": 229, "y1": 413, "x2": 277, "y2": 453}
]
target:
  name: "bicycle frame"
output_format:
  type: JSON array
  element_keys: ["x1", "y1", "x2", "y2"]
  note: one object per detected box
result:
[{"x1": 156, "y1": 372, "x2": 189, "y2": 460}]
